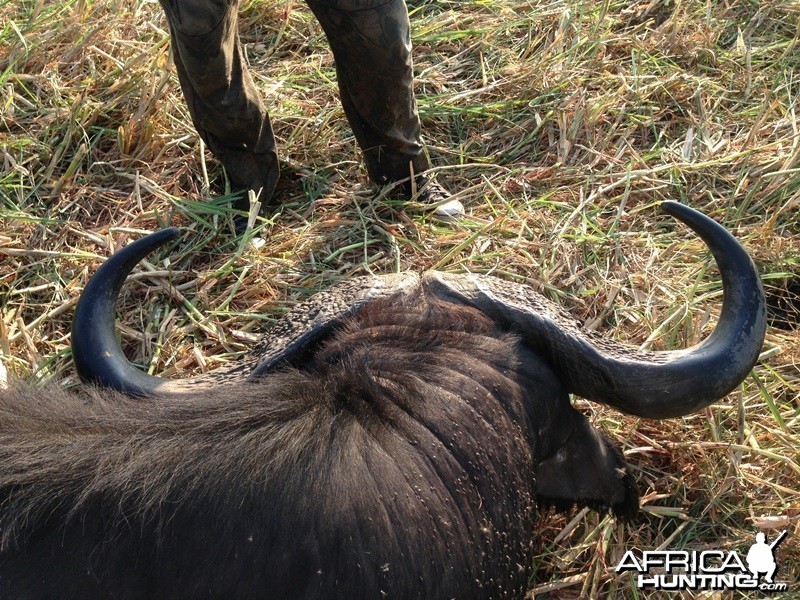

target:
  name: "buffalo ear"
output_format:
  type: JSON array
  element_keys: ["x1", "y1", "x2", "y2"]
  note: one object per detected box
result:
[{"x1": 535, "y1": 414, "x2": 639, "y2": 520}]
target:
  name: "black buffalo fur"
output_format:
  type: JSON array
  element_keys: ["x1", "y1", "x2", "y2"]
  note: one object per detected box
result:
[{"x1": 0, "y1": 291, "x2": 637, "y2": 599}]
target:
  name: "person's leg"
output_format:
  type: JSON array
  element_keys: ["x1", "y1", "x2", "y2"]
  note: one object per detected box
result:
[
  {"x1": 305, "y1": 0, "x2": 462, "y2": 216},
  {"x1": 159, "y1": 0, "x2": 279, "y2": 207},
  {"x1": 305, "y1": 0, "x2": 426, "y2": 185}
]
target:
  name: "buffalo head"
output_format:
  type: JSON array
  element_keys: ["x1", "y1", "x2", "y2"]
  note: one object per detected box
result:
[{"x1": 0, "y1": 201, "x2": 765, "y2": 599}]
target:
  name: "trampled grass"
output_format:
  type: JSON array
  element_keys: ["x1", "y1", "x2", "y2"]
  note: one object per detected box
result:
[{"x1": 1, "y1": 0, "x2": 798, "y2": 597}]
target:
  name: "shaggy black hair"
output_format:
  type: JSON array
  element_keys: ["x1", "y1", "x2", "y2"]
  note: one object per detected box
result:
[{"x1": 0, "y1": 292, "x2": 636, "y2": 599}]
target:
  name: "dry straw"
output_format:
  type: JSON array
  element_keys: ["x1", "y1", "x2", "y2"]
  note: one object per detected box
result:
[{"x1": 1, "y1": 0, "x2": 797, "y2": 596}]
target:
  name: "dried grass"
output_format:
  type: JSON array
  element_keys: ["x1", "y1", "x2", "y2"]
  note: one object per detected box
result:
[{"x1": 1, "y1": 0, "x2": 798, "y2": 597}]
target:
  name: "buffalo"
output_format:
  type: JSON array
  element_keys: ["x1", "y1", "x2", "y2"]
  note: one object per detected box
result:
[{"x1": 0, "y1": 201, "x2": 765, "y2": 599}]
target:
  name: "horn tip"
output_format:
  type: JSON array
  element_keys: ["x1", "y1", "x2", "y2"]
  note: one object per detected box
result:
[
  {"x1": 158, "y1": 226, "x2": 181, "y2": 240},
  {"x1": 660, "y1": 200, "x2": 688, "y2": 217}
]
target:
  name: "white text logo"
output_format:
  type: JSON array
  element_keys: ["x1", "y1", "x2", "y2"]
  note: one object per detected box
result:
[{"x1": 615, "y1": 530, "x2": 788, "y2": 593}]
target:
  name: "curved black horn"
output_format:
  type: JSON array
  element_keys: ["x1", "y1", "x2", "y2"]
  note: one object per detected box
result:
[
  {"x1": 588, "y1": 201, "x2": 767, "y2": 419},
  {"x1": 72, "y1": 228, "x2": 181, "y2": 397},
  {"x1": 70, "y1": 228, "x2": 410, "y2": 397},
  {"x1": 606, "y1": 200, "x2": 768, "y2": 417},
  {"x1": 542, "y1": 201, "x2": 766, "y2": 418},
  {"x1": 435, "y1": 201, "x2": 767, "y2": 419}
]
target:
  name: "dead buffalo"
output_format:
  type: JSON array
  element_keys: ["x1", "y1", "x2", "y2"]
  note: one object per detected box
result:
[{"x1": 0, "y1": 201, "x2": 765, "y2": 599}]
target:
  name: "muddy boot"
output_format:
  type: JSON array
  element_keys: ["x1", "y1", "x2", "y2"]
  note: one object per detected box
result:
[
  {"x1": 305, "y1": 0, "x2": 463, "y2": 217},
  {"x1": 403, "y1": 174, "x2": 465, "y2": 219},
  {"x1": 159, "y1": 0, "x2": 280, "y2": 210}
]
